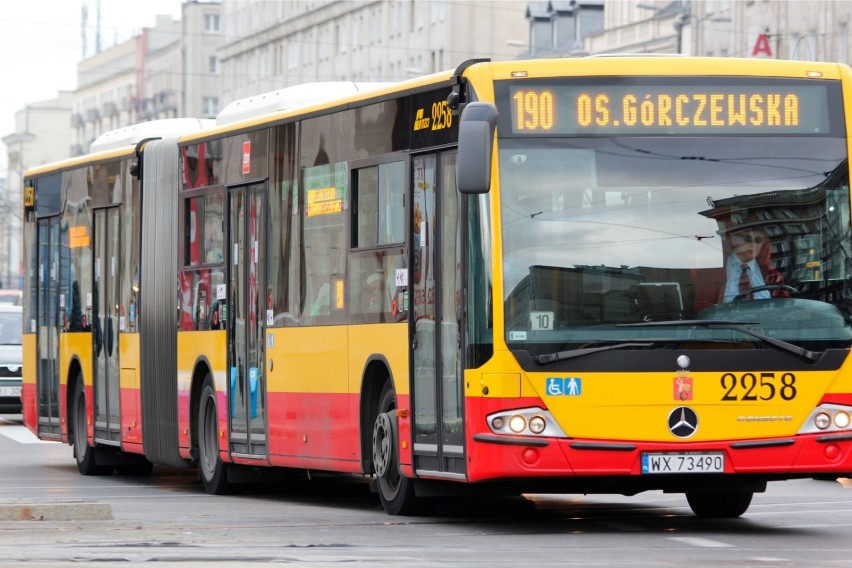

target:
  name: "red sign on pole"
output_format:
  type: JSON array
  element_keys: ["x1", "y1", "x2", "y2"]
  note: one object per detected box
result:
[{"x1": 242, "y1": 141, "x2": 251, "y2": 174}]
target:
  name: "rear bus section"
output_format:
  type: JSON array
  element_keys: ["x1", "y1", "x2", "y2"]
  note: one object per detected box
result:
[{"x1": 21, "y1": 121, "x2": 211, "y2": 473}]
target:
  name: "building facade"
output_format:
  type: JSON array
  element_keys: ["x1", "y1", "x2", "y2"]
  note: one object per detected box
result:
[
  {"x1": 72, "y1": 1, "x2": 223, "y2": 156},
  {"x1": 217, "y1": 0, "x2": 529, "y2": 104},
  {"x1": 0, "y1": 93, "x2": 73, "y2": 289},
  {"x1": 587, "y1": 0, "x2": 852, "y2": 63}
]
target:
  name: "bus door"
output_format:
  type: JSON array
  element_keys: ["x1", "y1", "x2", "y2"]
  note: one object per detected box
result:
[
  {"x1": 92, "y1": 206, "x2": 121, "y2": 444},
  {"x1": 36, "y1": 216, "x2": 61, "y2": 438},
  {"x1": 227, "y1": 183, "x2": 268, "y2": 458},
  {"x1": 410, "y1": 152, "x2": 466, "y2": 477}
]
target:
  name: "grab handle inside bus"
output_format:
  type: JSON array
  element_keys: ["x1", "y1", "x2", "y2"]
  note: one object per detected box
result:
[{"x1": 457, "y1": 102, "x2": 498, "y2": 194}]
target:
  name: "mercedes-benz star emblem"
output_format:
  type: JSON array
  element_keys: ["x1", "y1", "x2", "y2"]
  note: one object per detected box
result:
[
  {"x1": 676, "y1": 355, "x2": 690, "y2": 369},
  {"x1": 668, "y1": 406, "x2": 698, "y2": 438}
]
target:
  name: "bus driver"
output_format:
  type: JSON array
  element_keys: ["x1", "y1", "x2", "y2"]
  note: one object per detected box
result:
[{"x1": 694, "y1": 225, "x2": 788, "y2": 312}]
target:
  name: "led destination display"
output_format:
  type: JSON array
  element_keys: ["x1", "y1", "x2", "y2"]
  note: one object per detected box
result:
[{"x1": 502, "y1": 78, "x2": 837, "y2": 135}]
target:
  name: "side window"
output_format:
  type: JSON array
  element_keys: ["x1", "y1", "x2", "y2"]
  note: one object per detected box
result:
[
  {"x1": 184, "y1": 193, "x2": 225, "y2": 266},
  {"x1": 269, "y1": 123, "x2": 299, "y2": 325},
  {"x1": 350, "y1": 160, "x2": 407, "y2": 321},
  {"x1": 120, "y1": 159, "x2": 141, "y2": 332},
  {"x1": 303, "y1": 162, "x2": 347, "y2": 323},
  {"x1": 180, "y1": 190, "x2": 225, "y2": 331},
  {"x1": 64, "y1": 170, "x2": 93, "y2": 332},
  {"x1": 354, "y1": 161, "x2": 405, "y2": 247},
  {"x1": 356, "y1": 166, "x2": 379, "y2": 247}
]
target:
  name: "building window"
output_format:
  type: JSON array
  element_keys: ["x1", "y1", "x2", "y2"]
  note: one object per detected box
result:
[
  {"x1": 260, "y1": 48, "x2": 269, "y2": 77},
  {"x1": 338, "y1": 22, "x2": 348, "y2": 55},
  {"x1": 390, "y1": 2, "x2": 400, "y2": 38},
  {"x1": 838, "y1": 23, "x2": 849, "y2": 63},
  {"x1": 204, "y1": 14, "x2": 220, "y2": 33},
  {"x1": 319, "y1": 25, "x2": 331, "y2": 61},
  {"x1": 353, "y1": 15, "x2": 361, "y2": 48},
  {"x1": 208, "y1": 56, "x2": 219, "y2": 74},
  {"x1": 430, "y1": 1, "x2": 445, "y2": 24},
  {"x1": 287, "y1": 42, "x2": 299, "y2": 70},
  {"x1": 202, "y1": 97, "x2": 219, "y2": 117},
  {"x1": 370, "y1": 7, "x2": 381, "y2": 45}
]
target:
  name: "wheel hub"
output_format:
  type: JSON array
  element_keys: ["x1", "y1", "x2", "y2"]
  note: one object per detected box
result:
[{"x1": 372, "y1": 412, "x2": 392, "y2": 478}]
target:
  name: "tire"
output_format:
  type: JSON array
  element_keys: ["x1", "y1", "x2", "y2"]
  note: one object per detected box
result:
[
  {"x1": 72, "y1": 379, "x2": 111, "y2": 475},
  {"x1": 372, "y1": 382, "x2": 419, "y2": 515},
  {"x1": 686, "y1": 491, "x2": 753, "y2": 518},
  {"x1": 198, "y1": 376, "x2": 233, "y2": 494}
]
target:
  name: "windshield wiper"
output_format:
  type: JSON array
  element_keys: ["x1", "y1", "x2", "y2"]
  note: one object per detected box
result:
[
  {"x1": 535, "y1": 342, "x2": 654, "y2": 365},
  {"x1": 617, "y1": 320, "x2": 820, "y2": 363}
]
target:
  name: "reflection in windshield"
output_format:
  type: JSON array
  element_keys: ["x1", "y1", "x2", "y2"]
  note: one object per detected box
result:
[{"x1": 499, "y1": 136, "x2": 852, "y2": 349}]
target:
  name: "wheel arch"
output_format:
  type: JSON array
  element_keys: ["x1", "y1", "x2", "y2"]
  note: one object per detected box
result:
[
  {"x1": 359, "y1": 354, "x2": 394, "y2": 474},
  {"x1": 189, "y1": 356, "x2": 215, "y2": 465}
]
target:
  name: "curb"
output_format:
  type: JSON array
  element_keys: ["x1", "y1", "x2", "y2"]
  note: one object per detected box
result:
[{"x1": 0, "y1": 502, "x2": 113, "y2": 521}]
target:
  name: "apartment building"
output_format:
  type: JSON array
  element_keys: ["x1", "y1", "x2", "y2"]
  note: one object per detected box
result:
[
  {"x1": 588, "y1": 0, "x2": 852, "y2": 62},
  {"x1": 217, "y1": 0, "x2": 529, "y2": 104},
  {"x1": 71, "y1": 1, "x2": 223, "y2": 156},
  {"x1": 0, "y1": 93, "x2": 73, "y2": 289}
]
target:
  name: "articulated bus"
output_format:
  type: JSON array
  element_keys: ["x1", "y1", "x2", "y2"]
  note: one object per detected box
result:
[{"x1": 22, "y1": 57, "x2": 852, "y2": 517}]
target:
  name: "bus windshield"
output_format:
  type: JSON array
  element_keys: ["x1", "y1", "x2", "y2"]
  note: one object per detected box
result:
[{"x1": 497, "y1": 82, "x2": 852, "y2": 352}]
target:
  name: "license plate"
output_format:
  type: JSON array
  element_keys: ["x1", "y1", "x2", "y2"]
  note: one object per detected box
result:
[
  {"x1": 0, "y1": 386, "x2": 21, "y2": 398},
  {"x1": 641, "y1": 452, "x2": 724, "y2": 474}
]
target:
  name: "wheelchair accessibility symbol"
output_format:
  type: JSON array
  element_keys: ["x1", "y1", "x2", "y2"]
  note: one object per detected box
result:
[{"x1": 546, "y1": 377, "x2": 582, "y2": 396}]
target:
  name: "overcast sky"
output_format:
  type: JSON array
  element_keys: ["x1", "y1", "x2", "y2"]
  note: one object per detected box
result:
[{"x1": 0, "y1": 0, "x2": 184, "y2": 176}]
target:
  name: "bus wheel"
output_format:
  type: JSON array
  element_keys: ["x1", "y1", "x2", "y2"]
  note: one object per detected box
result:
[
  {"x1": 372, "y1": 382, "x2": 418, "y2": 515},
  {"x1": 198, "y1": 376, "x2": 232, "y2": 495},
  {"x1": 686, "y1": 491, "x2": 753, "y2": 518},
  {"x1": 72, "y1": 379, "x2": 111, "y2": 475}
]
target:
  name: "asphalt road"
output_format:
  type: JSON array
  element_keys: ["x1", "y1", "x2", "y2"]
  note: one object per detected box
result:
[{"x1": 1, "y1": 415, "x2": 851, "y2": 567}]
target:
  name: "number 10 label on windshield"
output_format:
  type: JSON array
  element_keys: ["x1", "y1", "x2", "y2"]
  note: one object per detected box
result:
[{"x1": 530, "y1": 311, "x2": 554, "y2": 331}]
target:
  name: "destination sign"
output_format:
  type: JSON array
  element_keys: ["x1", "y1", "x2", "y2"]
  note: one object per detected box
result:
[{"x1": 498, "y1": 78, "x2": 838, "y2": 135}]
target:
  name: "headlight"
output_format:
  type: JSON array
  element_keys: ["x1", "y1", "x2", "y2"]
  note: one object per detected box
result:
[
  {"x1": 529, "y1": 415, "x2": 546, "y2": 434},
  {"x1": 508, "y1": 415, "x2": 527, "y2": 433},
  {"x1": 798, "y1": 404, "x2": 852, "y2": 434},
  {"x1": 485, "y1": 407, "x2": 568, "y2": 438}
]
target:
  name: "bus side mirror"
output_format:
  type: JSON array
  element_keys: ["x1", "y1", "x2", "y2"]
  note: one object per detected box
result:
[{"x1": 456, "y1": 102, "x2": 498, "y2": 195}]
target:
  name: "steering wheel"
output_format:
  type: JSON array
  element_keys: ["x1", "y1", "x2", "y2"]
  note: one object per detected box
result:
[{"x1": 732, "y1": 284, "x2": 799, "y2": 302}]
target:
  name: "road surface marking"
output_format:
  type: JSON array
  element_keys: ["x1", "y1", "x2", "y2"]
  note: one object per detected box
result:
[
  {"x1": 0, "y1": 420, "x2": 55, "y2": 444},
  {"x1": 669, "y1": 536, "x2": 733, "y2": 548}
]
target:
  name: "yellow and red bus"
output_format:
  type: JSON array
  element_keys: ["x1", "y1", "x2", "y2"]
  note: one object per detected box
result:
[{"x1": 22, "y1": 57, "x2": 852, "y2": 517}]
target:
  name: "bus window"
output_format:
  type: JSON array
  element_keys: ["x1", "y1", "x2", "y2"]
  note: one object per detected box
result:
[
  {"x1": 269, "y1": 124, "x2": 300, "y2": 324},
  {"x1": 184, "y1": 193, "x2": 225, "y2": 267},
  {"x1": 349, "y1": 251, "x2": 406, "y2": 320},
  {"x1": 303, "y1": 162, "x2": 347, "y2": 322},
  {"x1": 354, "y1": 161, "x2": 405, "y2": 248}
]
